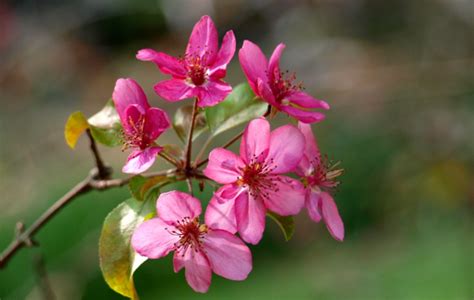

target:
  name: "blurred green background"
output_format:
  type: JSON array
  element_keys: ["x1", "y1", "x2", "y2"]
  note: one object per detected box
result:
[{"x1": 0, "y1": 0, "x2": 473, "y2": 299}]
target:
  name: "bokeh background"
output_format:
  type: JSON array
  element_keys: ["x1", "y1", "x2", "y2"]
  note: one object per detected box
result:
[{"x1": 0, "y1": 0, "x2": 473, "y2": 299}]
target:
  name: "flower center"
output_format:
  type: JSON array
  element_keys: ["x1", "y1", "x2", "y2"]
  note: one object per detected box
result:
[
  {"x1": 269, "y1": 71, "x2": 303, "y2": 103},
  {"x1": 186, "y1": 54, "x2": 208, "y2": 86},
  {"x1": 237, "y1": 156, "x2": 279, "y2": 199},
  {"x1": 122, "y1": 114, "x2": 153, "y2": 150},
  {"x1": 306, "y1": 154, "x2": 343, "y2": 190},
  {"x1": 167, "y1": 217, "x2": 208, "y2": 253}
]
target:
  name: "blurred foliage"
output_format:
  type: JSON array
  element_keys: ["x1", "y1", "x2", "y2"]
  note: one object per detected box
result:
[{"x1": 0, "y1": 0, "x2": 472, "y2": 299}]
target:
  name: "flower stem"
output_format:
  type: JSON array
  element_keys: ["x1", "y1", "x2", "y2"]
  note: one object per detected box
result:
[
  {"x1": 185, "y1": 99, "x2": 199, "y2": 170},
  {"x1": 195, "y1": 131, "x2": 244, "y2": 169},
  {"x1": 193, "y1": 134, "x2": 214, "y2": 168}
]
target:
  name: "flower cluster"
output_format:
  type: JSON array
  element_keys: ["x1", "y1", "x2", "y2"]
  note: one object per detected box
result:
[{"x1": 108, "y1": 15, "x2": 344, "y2": 294}]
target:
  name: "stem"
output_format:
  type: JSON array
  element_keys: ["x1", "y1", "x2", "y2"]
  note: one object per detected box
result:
[
  {"x1": 186, "y1": 178, "x2": 194, "y2": 196},
  {"x1": 185, "y1": 99, "x2": 199, "y2": 170},
  {"x1": 158, "y1": 151, "x2": 180, "y2": 167},
  {"x1": 86, "y1": 129, "x2": 111, "y2": 179},
  {"x1": 195, "y1": 131, "x2": 244, "y2": 169}
]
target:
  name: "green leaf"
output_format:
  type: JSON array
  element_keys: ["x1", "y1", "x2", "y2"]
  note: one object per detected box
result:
[
  {"x1": 128, "y1": 175, "x2": 169, "y2": 202},
  {"x1": 173, "y1": 104, "x2": 207, "y2": 142},
  {"x1": 88, "y1": 99, "x2": 123, "y2": 147},
  {"x1": 205, "y1": 83, "x2": 268, "y2": 136},
  {"x1": 64, "y1": 111, "x2": 89, "y2": 149},
  {"x1": 267, "y1": 212, "x2": 295, "y2": 241},
  {"x1": 99, "y1": 198, "x2": 155, "y2": 299}
]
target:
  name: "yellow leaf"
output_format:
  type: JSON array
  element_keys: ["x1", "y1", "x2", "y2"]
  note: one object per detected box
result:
[{"x1": 64, "y1": 111, "x2": 89, "y2": 149}]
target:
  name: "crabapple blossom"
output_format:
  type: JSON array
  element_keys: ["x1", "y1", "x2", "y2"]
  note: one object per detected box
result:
[{"x1": 131, "y1": 191, "x2": 252, "y2": 293}]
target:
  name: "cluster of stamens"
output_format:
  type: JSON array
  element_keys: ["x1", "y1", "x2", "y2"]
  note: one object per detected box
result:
[
  {"x1": 268, "y1": 70, "x2": 304, "y2": 103},
  {"x1": 236, "y1": 153, "x2": 279, "y2": 199},
  {"x1": 166, "y1": 217, "x2": 208, "y2": 255},
  {"x1": 306, "y1": 154, "x2": 343, "y2": 190},
  {"x1": 121, "y1": 114, "x2": 153, "y2": 150},
  {"x1": 184, "y1": 52, "x2": 211, "y2": 86}
]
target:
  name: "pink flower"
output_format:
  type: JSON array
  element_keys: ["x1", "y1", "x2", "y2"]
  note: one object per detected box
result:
[
  {"x1": 112, "y1": 78, "x2": 170, "y2": 174},
  {"x1": 239, "y1": 41, "x2": 330, "y2": 123},
  {"x1": 137, "y1": 15, "x2": 236, "y2": 107},
  {"x1": 203, "y1": 118, "x2": 306, "y2": 244},
  {"x1": 297, "y1": 122, "x2": 344, "y2": 241},
  {"x1": 131, "y1": 191, "x2": 252, "y2": 293}
]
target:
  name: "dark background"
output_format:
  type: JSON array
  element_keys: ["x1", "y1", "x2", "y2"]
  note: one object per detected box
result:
[{"x1": 0, "y1": 0, "x2": 473, "y2": 299}]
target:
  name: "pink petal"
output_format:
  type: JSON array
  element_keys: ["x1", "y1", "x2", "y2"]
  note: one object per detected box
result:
[
  {"x1": 183, "y1": 249, "x2": 212, "y2": 293},
  {"x1": 280, "y1": 105, "x2": 326, "y2": 124},
  {"x1": 203, "y1": 148, "x2": 244, "y2": 184},
  {"x1": 287, "y1": 91, "x2": 330, "y2": 109},
  {"x1": 297, "y1": 122, "x2": 320, "y2": 174},
  {"x1": 173, "y1": 251, "x2": 185, "y2": 273},
  {"x1": 131, "y1": 218, "x2": 179, "y2": 259},
  {"x1": 122, "y1": 146, "x2": 162, "y2": 174},
  {"x1": 157, "y1": 191, "x2": 202, "y2": 224},
  {"x1": 208, "y1": 30, "x2": 236, "y2": 77},
  {"x1": 267, "y1": 43, "x2": 285, "y2": 81},
  {"x1": 239, "y1": 118, "x2": 270, "y2": 164},
  {"x1": 196, "y1": 80, "x2": 232, "y2": 107},
  {"x1": 238, "y1": 40, "x2": 268, "y2": 93},
  {"x1": 320, "y1": 192, "x2": 344, "y2": 241},
  {"x1": 305, "y1": 190, "x2": 322, "y2": 222},
  {"x1": 262, "y1": 175, "x2": 305, "y2": 216},
  {"x1": 235, "y1": 193, "x2": 266, "y2": 245},
  {"x1": 205, "y1": 185, "x2": 246, "y2": 234},
  {"x1": 154, "y1": 79, "x2": 196, "y2": 102},
  {"x1": 144, "y1": 107, "x2": 170, "y2": 141},
  {"x1": 112, "y1": 78, "x2": 150, "y2": 123},
  {"x1": 257, "y1": 78, "x2": 277, "y2": 105},
  {"x1": 203, "y1": 229, "x2": 252, "y2": 281},
  {"x1": 136, "y1": 48, "x2": 186, "y2": 78},
  {"x1": 266, "y1": 124, "x2": 305, "y2": 174},
  {"x1": 186, "y1": 15, "x2": 218, "y2": 63}
]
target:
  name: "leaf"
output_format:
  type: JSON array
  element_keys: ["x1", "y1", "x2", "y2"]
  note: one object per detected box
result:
[
  {"x1": 64, "y1": 111, "x2": 89, "y2": 149},
  {"x1": 128, "y1": 175, "x2": 169, "y2": 202},
  {"x1": 267, "y1": 212, "x2": 295, "y2": 241},
  {"x1": 173, "y1": 104, "x2": 207, "y2": 142},
  {"x1": 88, "y1": 99, "x2": 123, "y2": 147},
  {"x1": 205, "y1": 83, "x2": 268, "y2": 136},
  {"x1": 99, "y1": 198, "x2": 156, "y2": 299}
]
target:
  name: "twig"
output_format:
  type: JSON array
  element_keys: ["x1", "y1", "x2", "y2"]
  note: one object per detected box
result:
[
  {"x1": 86, "y1": 129, "x2": 111, "y2": 179},
  {"x1": 185, "y1": 99, "x2": 199, "y2": 170},
  {"x1": 186, "y1": 178, "x2": 194, "y2": 196},
  {"x1": 158, "y1": 151, "x2": 180, "y2": 167}
]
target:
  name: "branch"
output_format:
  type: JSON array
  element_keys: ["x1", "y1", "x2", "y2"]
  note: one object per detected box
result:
[{"x1": 86, "y1": 129, "x2": 111, "y2": 179}]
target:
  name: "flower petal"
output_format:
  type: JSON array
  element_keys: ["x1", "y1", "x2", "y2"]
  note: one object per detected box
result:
[
  {"x1": 280, "y1": 105, "x2": 326, "y2": 124},
  {"x1": 287, "y1": 91, "x2": 330, "y2": 109},
  {"x1": 262, "y1": 175, "x2": 305, "y2": 216},
  {"x1": 196, "y1": 80, "x2": 232, "y2": 107},
  {"x1": 123, "y1": 104, "x2": 145, "y2": 135},
  {"x1": 239, "y1": 118, "x2": 270, "y2": 164},
  {"x1": 203, "y1": 229, "x2": 252, "y2": 281},
  {"x1": 320, "y1": 192, "x2": 344, "y2": 241},
  {"x1": 257, "y1": 78, "x2": 277, "y2": 105},
  {"x1": 208, "y1": 30, "x2": 236, "y2": 77},
  {"x1": 297, "y1": 122, "x2": 320, "y2": 175},
  {"x1": 154, "y1": 79, "x2": 196, "y2": 102},
  {"x1": 157, "y1": 191, "x2": 202, "y2": 224},
  {"x1": 239, "y1": 40, "x2": 268, "y2": 93},
  {"x1": 131, "y1": 218, "x2": 179, "y2": 259},
  {"x1": 122, "y1": 147, "x2": 162, "y2": 174},
  {"x1": 235, "y1": 193, "x2": 266, "y2": 245},
  {"x1": 186, "y1": 15, "x2": 218, "y2": 63},
  {"x1": 204, "y1": 148, "x2": 244, "y2": 184},
  {"x1": 136, "y1": 48, "x2": 186, "y2": 77},
  {"x1": 204, "y1": 186, "x2": 241, "y2": 233},
  {"x1": 267, "y1": 43, "x2": 285, "y2": 81},
  {"x1": 266, "y1": 124, "x2": 305, "y2": 174},
  {"x1": 305, "y1": 190, "x2": 322, "y2": 222},
  {"x1": 178, "y1": 249, "x2": 212, "y2": 293},
  {"x1": 112, "y1": 78, "x2": 149, "y2": 123},
  {"x1": 143, "y1": 107, "x2": 170, "y2": 142}
]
